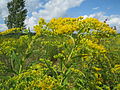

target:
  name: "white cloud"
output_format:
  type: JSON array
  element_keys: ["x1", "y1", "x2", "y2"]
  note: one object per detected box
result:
[
  {"x1": 33, "y1": 0, "x2": 84, "y2": 20},
  {"x1": 0, "y1": 0, "x2": 12, "y2": 31},
  {"x1": 0, "y1": 0, "x2": 85, "y2": 31},
  {"x1": 92, "y1": 7, "x2": 99, "y2": 10},
  {"x1": 107, "y1": 15, "x2": 120, "y2": 25},
  {"x1": 24, "y1": 16, "x2": 37, "y2": 30},
  {"x1": 25, "y1": 0, "x2": 85, "y2": 30},
  {"x1": 89, "y1": 12, "x2": 106, "y2": 20},
  {"x1": 107, "y1": 15, "x2": 120, "y2": 32},
  {"x1": 0, "y1": 0, "x2": 11, "y2": 19},
  {"x1": 25, "y1": 0, "x2": 43, "y2": 14},
  {"x1": 84, "y1": 12, "x2": 120, "y2": 33}
]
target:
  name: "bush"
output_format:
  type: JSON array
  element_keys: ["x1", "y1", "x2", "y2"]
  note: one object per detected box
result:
[{"x1": 0, "y1": 17, "x2": 120, "y2": 90}]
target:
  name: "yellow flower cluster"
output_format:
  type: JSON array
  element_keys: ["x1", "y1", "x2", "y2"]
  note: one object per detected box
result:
[
  {"x1": 47, "y1": 16, "x2": 116, "y2": 34},
  {"x1": 0, "y1": 28, "x2": 21, "y2": 35},
  {"x1": 34, "y1": 18, "x2": 46, "y2": 36},
  {"x1": 70, "y1": 68, "x2": 84, "y2": 75},
  {"x1": 67, "y1": 38, "x2": 74, "y2": 44},
  {"x1": 39, "y1": 18, "x2": 46, "y2": 25},
  {"x1": 111, "y1": 64, "x2": 120, "y2": 73},
  {"x1": 54, "y1": 24, "x2": 79, "y2": 34},
  {"x1": 37, "y1": 75, "x2": 58, "y2": 90},
  {"x1": 6, "y1": 63, "x2": 55, "y2": 89},
  {"x1": 30, "y1": 63, "x2": 47, "y2": 69},
  {"x1": 93, "y1": 67, "x2": 102, "y2": 71},
  {"x1": 86, "y1": 39, "x2": 106, "y2": 52},
  {"x1": 94, "y1": 73, "x2": 103, "y2": 85},
  {"x1": 34, "y1": 25, "x2": 41, "y2": 35},
  {"x1": 0, "y1": 39, "x2": 16, "y2": 55},
  {"x1": 47, "y1": 17, "x2": 83, "y2": 34}
]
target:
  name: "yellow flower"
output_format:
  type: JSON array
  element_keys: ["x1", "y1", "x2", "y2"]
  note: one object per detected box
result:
[
  {"x1": 115, "y1": 64, "x2": 120, "y2": 68},
  {"x1": 70, "y1": 68, "x2": 84, "y2": 75},
  {"x1": 46, "y1": 16, "x2": 117, "y2": 35},
  {"x1": 67, "y1": 39, "x2": 74, "y2": 44},
  {"x1": 0, "y1": 28, "x2": 21, "y2": 35},
  {"x1": 111, "y1": 64, "x2": 120, "y2": 73},
  {"x1": 61, "y1": 50, "x2": 65, "y2": 53},
  {"x1": 93, "y1": 67, "x2": 102, "y2": 71},
  {"x1": 86, "y1": 39, "x2": 106, "y2": 52},
  {"x1": 34, "y1": 25, "x2": 41, "y2": 35},
  {"x1": 37, "y1": 75, "x2": 58, "y2": 89}
]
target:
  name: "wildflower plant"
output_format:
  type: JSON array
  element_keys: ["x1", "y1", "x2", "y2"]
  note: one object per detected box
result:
[{"x1": 0, "y1": 16, "x2": 119, "y2": 90}]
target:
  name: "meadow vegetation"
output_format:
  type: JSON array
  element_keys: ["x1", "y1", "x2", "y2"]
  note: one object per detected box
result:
[{"x1": 0, "y1": 17, "x2": 120, "y2": 90}]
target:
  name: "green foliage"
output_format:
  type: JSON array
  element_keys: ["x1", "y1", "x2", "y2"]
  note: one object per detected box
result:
[{"x1": 0, "y1": 17, "x2": 120, "y2": 89}]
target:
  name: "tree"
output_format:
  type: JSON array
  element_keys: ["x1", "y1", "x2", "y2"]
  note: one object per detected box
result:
[{"x1": 5, "y1": 0, "x2": 27, "y2": 29}]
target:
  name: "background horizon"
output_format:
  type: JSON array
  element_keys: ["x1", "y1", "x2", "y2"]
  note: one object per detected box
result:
[{"x1": 0, "y1": 0, "x2": 120, "y2": 32}]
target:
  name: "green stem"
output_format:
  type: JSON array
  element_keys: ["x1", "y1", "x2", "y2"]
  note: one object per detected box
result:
[
  {"x1": 104, "y1": 54, "x2": 112, "y2": 68},
  {"x1": 64, "y1": 34, "x2": 75, "y2": 65},
  {"x1": 21, "y1": 35, "x2": 37, "y2": 72}
]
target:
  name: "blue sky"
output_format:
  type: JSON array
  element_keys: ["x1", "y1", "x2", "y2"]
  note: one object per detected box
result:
[
  {"x1": 0, "y1": 0, "x2": 120, "y2": 32},
  {"x1": 67, "y1": 0, "x2": 120, "y2": 17}
]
